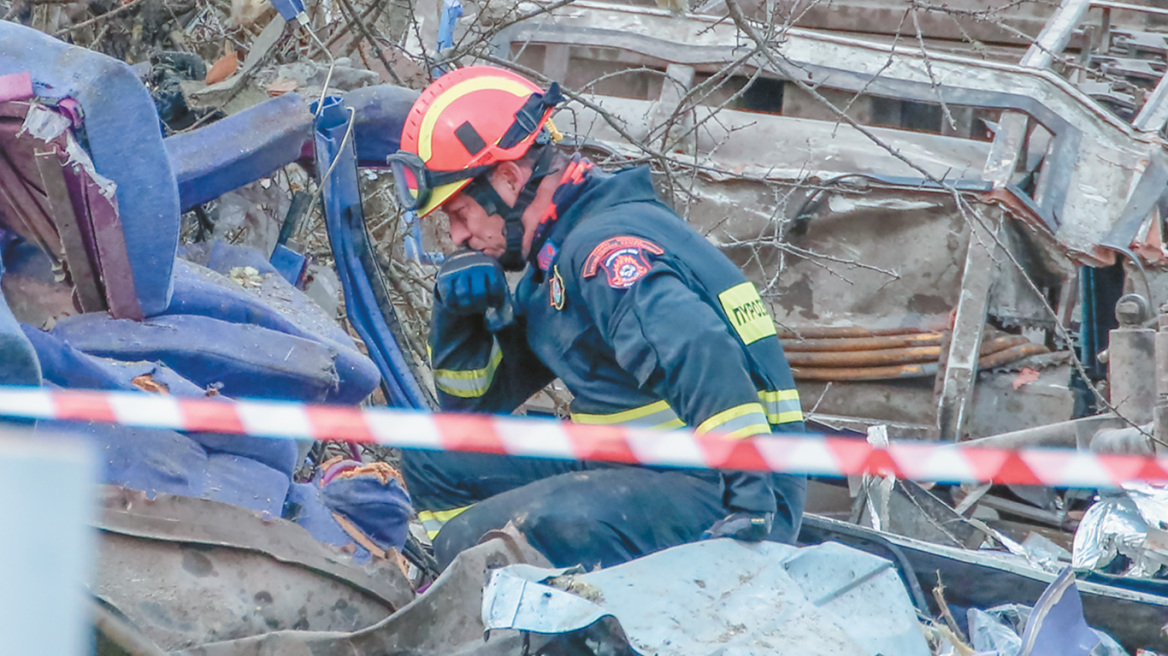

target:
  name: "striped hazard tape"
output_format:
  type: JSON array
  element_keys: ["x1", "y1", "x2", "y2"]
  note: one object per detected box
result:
[{"x1": 0, "y1": 385, "x2": 1164, "y2": 489}]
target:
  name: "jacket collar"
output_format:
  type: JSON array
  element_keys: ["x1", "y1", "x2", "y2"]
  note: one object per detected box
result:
[{"x1": 535, "y1": 165, "x2": 659, "y2": 273}]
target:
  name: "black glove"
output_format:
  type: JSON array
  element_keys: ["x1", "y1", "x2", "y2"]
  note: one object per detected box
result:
[
  {"x1": 701, "y1": 511, "x2": 773, "y2": 542},
  {"x1": 435, "y1": 249, "x2": 508, "y2": 316}
]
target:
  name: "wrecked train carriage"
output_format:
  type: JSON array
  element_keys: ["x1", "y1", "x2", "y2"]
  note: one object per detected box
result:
[
  {"x1": 488, "y1": 0, "x2": 1168, "y2": 441},
  {"x1": 0, "y1": 20, "x2": 447, "y2": 653}
]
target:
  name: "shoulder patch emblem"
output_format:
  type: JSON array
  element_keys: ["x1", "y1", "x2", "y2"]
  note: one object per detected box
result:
[
  {"x1": 550, "y1": 265, "x2": 566, "y2": 310},
  {"x1": 582, "y1": 236, "x2": 664, "y2": 289}
]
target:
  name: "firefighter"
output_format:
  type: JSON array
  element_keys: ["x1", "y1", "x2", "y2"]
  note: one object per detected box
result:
[{"x1": 387, "y1": 65, "x2": 806, "y2": 569}]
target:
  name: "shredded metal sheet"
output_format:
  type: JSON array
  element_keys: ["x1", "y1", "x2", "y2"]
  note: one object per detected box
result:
[{"x1": 482, "y1": 539, "x2": 931, "y2": 656}]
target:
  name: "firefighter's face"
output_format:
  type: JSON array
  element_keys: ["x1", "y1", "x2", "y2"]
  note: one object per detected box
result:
[
  {"x1": 443, "y1": 191, "x2": 507, "y2": 258},
  {"x1": 443, "y1": 162, "x2": 536, "y2": 259}
]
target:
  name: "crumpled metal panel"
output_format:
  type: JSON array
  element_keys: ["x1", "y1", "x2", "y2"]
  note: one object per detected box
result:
[
  {"x1": 537, "y1": 103, "x2": 1063, "y2": 334},
  {"x1": 735, "y1": 188, "x2": 971, "y2": 330},
  {"x1": 97, "y1": 533, "x2": 393, "y2": 649},
  {"x1": 494, "y1": 0, "x2": 1165, "y2": 262},
  {"x1": 93, "y1": 486, "x2": 413, "y2": 653},
  {"x1": 179, "y1": 525, "x2": 551, "y2": 656},
  {"x1": 482, "y1": 540, "x2": 931, "y2": 656},
  {"x1": 557, "y1": 96, "x2": 994, "y2": 184},
  {"x1": 801, "y1": 514, "x2": 1168, "y2": 652}
]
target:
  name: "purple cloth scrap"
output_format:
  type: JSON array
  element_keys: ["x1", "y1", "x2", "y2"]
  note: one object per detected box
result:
[{"x1": 0, "y1": 72, "x2": 33, "y2": 103}]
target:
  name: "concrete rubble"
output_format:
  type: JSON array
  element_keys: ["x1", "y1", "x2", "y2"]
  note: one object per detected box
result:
[{"x1": 4, "y1": 0, "x2": 1168, "y2": 653}]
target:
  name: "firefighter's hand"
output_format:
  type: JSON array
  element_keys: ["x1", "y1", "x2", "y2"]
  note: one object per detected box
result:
[
  {"x1": 435, "y1": 249, "x2": 508, "y2": 316},
  {"x1": 701, "y1": 511, "x2": 773, "y2": 542}
]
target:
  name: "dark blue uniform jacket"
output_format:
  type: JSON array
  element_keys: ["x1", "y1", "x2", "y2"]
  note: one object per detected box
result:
[{"x1": 429, "y1": 166, "x2": 805, "y2": 515}]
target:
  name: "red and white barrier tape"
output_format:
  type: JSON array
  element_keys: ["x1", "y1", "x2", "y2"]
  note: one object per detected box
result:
[{"x1": 0, "y1": 385, "x2": 1164, "y2": 488}]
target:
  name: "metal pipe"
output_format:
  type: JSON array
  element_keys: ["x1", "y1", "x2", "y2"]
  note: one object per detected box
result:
[
  {"x1": 1090, "y1": 1, "x2": 1168, "y2": 19},
  {"x1": 977, "y1": 343, "x2": 1050, "y2": 369},
  {"x1": 953, "y1": 414, "x2": 1124, "y2": 450},
  {"x1": 790, "y1": 337, "x2": 1045, "y2": 380},
  {"x1": 792, "y1": 363, "x2": 939, "y2": 381},
  {"x1": 787, "y1": 346, "x2": 941, "y2": 368},
  {"x1": 784, "y1": 335, "x2": 1029, "y2": 368},
  {"x1": 781, "y1": 333, "x2": 944, "y2": 353},
  {"x1": 1108, "y1": 294, "x2": 1155, "y2": 424},
  {"x1": 1091, "y1": 423, "x2": 1155, "y2": 454},
  {"x1": 1023, "y1": 0, "x2": 1093, "y2": 69},
  {"x1": 777, "y1": 326, "x2": 932, "y2": 340},
  {"x1": 981, "y1": 335, "x2": 1032, "y2": 354}
]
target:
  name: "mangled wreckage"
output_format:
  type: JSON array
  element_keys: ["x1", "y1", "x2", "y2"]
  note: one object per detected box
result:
[{"x1": 6, "y1": 0, "x2": 1168, "y2": 653}]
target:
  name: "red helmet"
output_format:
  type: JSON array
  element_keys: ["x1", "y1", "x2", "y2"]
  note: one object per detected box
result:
[{"x1": 388, "y1": 65, "x2": 562, "y2": 217}]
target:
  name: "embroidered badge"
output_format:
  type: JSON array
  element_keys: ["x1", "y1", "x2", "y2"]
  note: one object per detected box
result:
[
  {"x1": 550, "y1": 265, "x2": 566, "y2": 310},
  {"x1": 582, "y1": 236, "x2": 664, "y2": 289}
]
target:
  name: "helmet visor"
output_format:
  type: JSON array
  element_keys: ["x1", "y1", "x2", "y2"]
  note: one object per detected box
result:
[
  {"x1": 386, "y1": 151, "x2": 431, "y2": 213},
  {"x1": 386, "y1": 151, "x2": 492, "y2": 215}
]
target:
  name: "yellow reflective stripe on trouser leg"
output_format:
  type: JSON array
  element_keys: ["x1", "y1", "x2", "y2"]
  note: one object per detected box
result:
[
  {"x1": 417, "y1": 505, "x2": 473, "y2": 540},
  {"x1": 432, "y1": 340, "x2": 503, "y2": 398},
  {"x1": 759, "y1": 389, "x2": 804, "y2": 424},
  {"x1": 695, "y1": 402, "x2": 771, "y2": 439},
  {"x1": 569, "y1": 399, "x2": 685, "y2": 429}
]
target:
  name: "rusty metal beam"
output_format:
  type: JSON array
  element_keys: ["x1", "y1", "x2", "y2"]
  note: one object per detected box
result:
[
  {"x1": 937, "y1": 219, "x2": 1002, "y2": 442},
  {"x1": 937, "y1": 1, "x2": 1088, "y2": 441}
]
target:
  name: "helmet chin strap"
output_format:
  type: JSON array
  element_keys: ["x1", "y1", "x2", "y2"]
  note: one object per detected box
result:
[{"x1": 462, "y1": 146, "x2": 556, "y2": 271}]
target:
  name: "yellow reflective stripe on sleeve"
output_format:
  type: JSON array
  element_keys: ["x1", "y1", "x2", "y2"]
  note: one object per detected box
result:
[
  {"x1": 759, "y1": 389, "x2": 804, "y2": 424},
  {"x1": 417, "y1": 504, "x2": 473, "y2": 540},
  {"x1": 695, "y1": 402, "x2": 770, "y2": 439},
  {"x1": 432, "y1": 340, "x2": 503, "y2": 398},
  {"x1": 718, "y1": 282, "x2": 777, "y2": 345},
  {"x1": 570, "y1": 400, "x2": 685, "y2": 429}
]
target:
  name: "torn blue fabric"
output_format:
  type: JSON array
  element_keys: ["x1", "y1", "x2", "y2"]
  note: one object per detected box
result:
[{"x1": 321, "y1": 472, "x2": 413, "y2": 552}]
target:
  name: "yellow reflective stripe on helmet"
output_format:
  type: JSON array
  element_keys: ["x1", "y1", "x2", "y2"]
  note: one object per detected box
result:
[
  {"x1": 417, "y1": 505, "x2": 473, "y2": 539},
  {"x1": 432, "y1": 340, "x2": 503, "y2": 398},
  {"x1": 418, "y1": 77, "x2": 535, "y2": 162},
  {"x1": 570, "y1": 400, "x2": 685, "y2": 429},
  {"x1": 758, "y1": 389, "x2": 804, "y2": 425},
  {"x1": 696, "y1": 402, "x2": 770, "y2": 439}
]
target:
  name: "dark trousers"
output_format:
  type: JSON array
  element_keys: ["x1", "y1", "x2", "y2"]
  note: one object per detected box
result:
[{"x1": 402, "y1": 450, "x2": 806, "y2": 570}]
